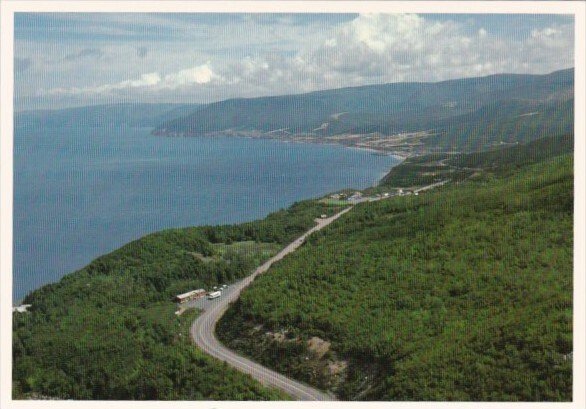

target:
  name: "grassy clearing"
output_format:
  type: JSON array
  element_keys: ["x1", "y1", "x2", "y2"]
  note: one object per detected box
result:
[{"x1": 318, "y1": 199, "x2": 352, "y2": 206}]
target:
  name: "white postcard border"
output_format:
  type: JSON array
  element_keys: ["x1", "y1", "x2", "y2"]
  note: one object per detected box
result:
[{"x1": 1, "y1": 2, "x2": 584, "y2": 409}]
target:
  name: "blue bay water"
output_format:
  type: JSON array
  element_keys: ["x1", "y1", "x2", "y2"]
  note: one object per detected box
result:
[{"x1": 13, "y1": 126, "x2": 400, "y2": 301}]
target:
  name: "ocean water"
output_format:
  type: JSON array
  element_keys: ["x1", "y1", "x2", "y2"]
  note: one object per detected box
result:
[{"x1": 13, "y1": 125, "x2": 400, "y2": 300}]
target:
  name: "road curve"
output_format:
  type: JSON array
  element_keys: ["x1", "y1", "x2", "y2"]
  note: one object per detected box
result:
[{"x1": 190, "y1": 207, "x2": 353, "y2": 401}]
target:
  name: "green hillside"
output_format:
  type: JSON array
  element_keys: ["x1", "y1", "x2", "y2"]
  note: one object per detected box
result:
[
  {"x1": 12, "y1": 201, "x2": 346, "y2": 400},
  {"x1": 424, "y1": 98, "x2": 573, "y2": 152},
  {"x1": 217, "y1": 151, "x2": 573, "y2": 400},
  {"x1": 380, "y1": 133, "x2": 574, "y2": 187}
]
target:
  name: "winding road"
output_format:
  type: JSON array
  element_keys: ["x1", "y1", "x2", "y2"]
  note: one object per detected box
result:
[{"x1": 190, "y1": 207, "x2": 353, "y2": 401}]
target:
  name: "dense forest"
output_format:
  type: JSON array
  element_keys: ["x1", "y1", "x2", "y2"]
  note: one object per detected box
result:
[
  {"x1": 218, "y1": 137, "x2": 573, "y2": 401},
  {"x1": 12, "y1": 200, "x2": 345, "y2": 399}
]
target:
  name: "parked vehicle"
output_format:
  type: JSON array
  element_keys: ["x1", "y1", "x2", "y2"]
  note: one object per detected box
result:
[{"x1": 208, "y1": 291, "x2": 222, "y2": 299}]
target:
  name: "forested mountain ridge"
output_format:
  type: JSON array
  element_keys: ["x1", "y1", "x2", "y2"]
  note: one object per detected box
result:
[
  {"x1": 154, "y1": 69, "x2": 573, "y2": 153},
  {"x1": 15, "y1": 70, "x2": 573, "y2": 156}
]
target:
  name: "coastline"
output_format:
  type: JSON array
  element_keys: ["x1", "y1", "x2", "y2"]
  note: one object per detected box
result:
[
  {"x1": 14, "y1": 130, "x2": 403, "y2": 305},
  {"x1": 151, "y1": 129, "x2": 417, "y2": 159}
]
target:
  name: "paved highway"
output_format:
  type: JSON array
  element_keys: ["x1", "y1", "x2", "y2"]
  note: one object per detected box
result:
[{"x1": 190, "y1": 207, "x2": 352, "y2": 401}]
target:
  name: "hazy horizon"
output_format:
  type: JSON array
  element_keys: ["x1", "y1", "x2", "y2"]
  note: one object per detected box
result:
[{"x1": 14, "y1": 66, "x2": 574, "y2": 113}]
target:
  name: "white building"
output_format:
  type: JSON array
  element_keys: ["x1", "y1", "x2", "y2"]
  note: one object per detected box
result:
[
  {"x1": 175, "y1": 289, "x2": 206, "y2": 303},
  {"x1": 12, "y1": 304, "x2": 32, "y2": 313}
]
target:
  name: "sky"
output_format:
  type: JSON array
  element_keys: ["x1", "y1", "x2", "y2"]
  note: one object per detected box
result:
[{"x1": 14, "y1": 13, "x2": 574, "y2": 111}]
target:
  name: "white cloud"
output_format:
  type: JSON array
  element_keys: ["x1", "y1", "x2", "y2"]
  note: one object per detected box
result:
[
  {"x1": 129, "y1": 72, "x2": 162, "y2": 87},
  {"x1": 531, "y1": 27, "x2": 559, "y2": 38},
  {"x1": 23, "y1": 13, "x2": 574, "y2": 108},
  {"x1": 47, "y1": 72, "x2": 161, "y2": 95},
  {"x1": 163, "y1": 64, "x2": 217, "y2": 87},
  {"x1": 292, "y1": 13, "x2": 573, "y2": 85},
  {"x1": 45, "y1": 64, "x2": 221, "y2": 96}
]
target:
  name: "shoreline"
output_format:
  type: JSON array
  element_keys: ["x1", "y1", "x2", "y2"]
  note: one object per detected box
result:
[{"x1": 151, "y1": 129, "x2": 416, "y2": 160}]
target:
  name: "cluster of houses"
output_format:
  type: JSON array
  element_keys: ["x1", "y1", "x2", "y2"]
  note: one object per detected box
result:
[
  {"x1": 329, "y1": 188, "x2": 418, "y2": 203},
  {"x1": 329, "y1": 192, "x2": 365, "y2": 201},
  {"x1": 395, "y1": 188, "x2": 419, "y2": 196}
]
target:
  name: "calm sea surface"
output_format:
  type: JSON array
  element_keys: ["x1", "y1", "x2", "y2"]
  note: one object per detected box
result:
[{"x1": 13, "y1": 125, "x2": 400, "y2": 300}]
